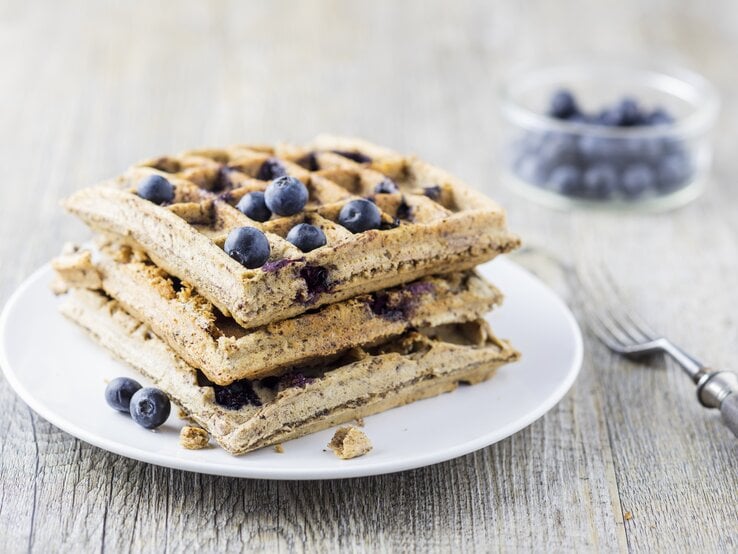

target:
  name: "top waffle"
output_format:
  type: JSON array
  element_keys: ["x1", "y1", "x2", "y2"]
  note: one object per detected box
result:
[{"x1": 64, "y1": 136, "x2": 520, "y2": 329}]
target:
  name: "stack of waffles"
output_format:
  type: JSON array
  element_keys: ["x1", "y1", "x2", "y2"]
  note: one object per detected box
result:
[{"x1": 53, "y1": 136, "x2": 521, "y2": 455}]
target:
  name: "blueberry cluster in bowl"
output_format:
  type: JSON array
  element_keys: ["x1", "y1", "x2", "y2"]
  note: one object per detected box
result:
[{"x1": 511, "y1": 90, "x2": 694, "y2": 201}]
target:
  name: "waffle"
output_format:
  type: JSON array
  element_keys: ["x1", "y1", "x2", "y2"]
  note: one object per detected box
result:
[
  {"x1": 53, "y1": 244, "x2": 503, "y2": 384},
  {"x1": 60, "y1": 288, "x2": 519, "y2": 455},
  {"x1": 64, "y1": 136, "x2": 520, "y2": 330}
]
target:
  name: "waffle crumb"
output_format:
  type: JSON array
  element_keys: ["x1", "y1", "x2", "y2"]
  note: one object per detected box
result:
[
  {"x1": 51, "y1": 246, "x2": 102, "y2": 294},
  {"x1": 178, "y1": 408, "x2": 189, "y2": 419},
  {"x1": 274, "y1": 444, "x2": 284, "y2": 454},
  {"x1": 355, "y1": 417, "x2": 365, "y2": 427},
  {"x1": 328, "y1": 426, "x2": 372, "y2": 460},
  {"x1": 624, "y1": 511, "x2": 633, "y2": 521},
  {"x1": 179, "y1": 426, "x2": 209, "y2": 449}
]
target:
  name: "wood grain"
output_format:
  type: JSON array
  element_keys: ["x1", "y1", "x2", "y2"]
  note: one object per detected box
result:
[{"x1": 0, "y1": 0, "x2": 737, "y2": 551}]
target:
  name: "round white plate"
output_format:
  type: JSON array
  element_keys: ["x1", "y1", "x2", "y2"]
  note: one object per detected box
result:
[{"x1": 0, "y1": 258, "x2": 582, "y2": 480}]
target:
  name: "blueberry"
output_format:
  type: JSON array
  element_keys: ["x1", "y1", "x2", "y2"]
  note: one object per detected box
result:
[
  {"x1": 105, "y1": 377, "x2": 142, "y2": 413},
  {"x1": 591, "y1": 109, "x2": 612, "y2": 126},
  {"x1": 548, "y1": 89, "x2": 578, "y2": 119},
  {"x1": 622, "y1": 137, "x2": 663, "y2": 163},
  {"x1": 129, "y1": 387, "x2": 171, "y2": 429},
  {"x1": 538, "y1": 132, "x2": 579, "y2": 165},
  {"x1": 515, "y1": 155, "x2": 547, "y2": 185},
  {"x1": 597, "y1": 109, "x2": 622, "y2": 127},
  {"x1": 598, "y1": 97, "x2": 642, "y2": 127},
  {"x1": 374, "y1": 179, "x2": 399, "y2": 194},
  {"x1": 224, "y1": 227, "x2": 270, "y2": 268},
  {"x1": 616, "y1": 97, "x2": 642, "y2": 126},
  {"x1": 546, "y1": 165, "x2": 582, "y2": 195},
  {"x1": 256, "y1": 157, "x2": 287, "y2": 181},
  {"x1": 567, "y1": 113, "x2": 591, "y2": 124},
  {"x1": 621, "y1": 164, "x2": 655, "y2": 198},
  {"x1": 644, "y1": 108, "x2": 675, "y2": 126},
  {"x1": 286, "y1": 223, "x2": 327, "y2": 252},
  {"x1": 661, "y1": 137, "x2": 688, "y2": 157},
  {"x1": 264, "y1": 176, "x2": 309, "y2": 216},
  {"x1": 582, "y1": 164, "x2": 618, "y2": 199},
  {"x1": 338, "y1": 199, "x2": 382, "y2": 233},
  {"x1": 137, "y1": 175, "x2": 175, "y2": 205},
  {"x1": 657, "y1": 154, "x2": 692, "y2": 192},
  {"x1": 579, "y1": 136, "x2": 624, "y2": 162},
  {"x1": 236, "y1": 191, "x2": 272, "y2": 222}
]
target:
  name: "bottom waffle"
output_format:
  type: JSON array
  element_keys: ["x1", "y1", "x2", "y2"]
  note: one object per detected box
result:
[{"x1": 60, "y1": 289, "x2": 520, "y2": 455}]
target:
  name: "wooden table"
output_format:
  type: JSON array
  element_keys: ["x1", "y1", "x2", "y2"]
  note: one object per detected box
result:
[{"x1": 1, "y1": 1, "x2": 736, "y2": 551}]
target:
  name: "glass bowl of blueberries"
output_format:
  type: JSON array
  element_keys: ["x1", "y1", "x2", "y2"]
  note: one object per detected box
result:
[{"x1": 500, "y1": 62, "x2": 719, "y2": 210}]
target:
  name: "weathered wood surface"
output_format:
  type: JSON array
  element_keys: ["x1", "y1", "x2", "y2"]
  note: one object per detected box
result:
[{"x1": 0, "y1": 0, "x2": 736, "y2": 552}]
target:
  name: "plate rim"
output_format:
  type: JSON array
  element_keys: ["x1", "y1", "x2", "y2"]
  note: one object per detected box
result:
[{"x1": 0, "y1": 258, "x2": 583, "y2": 480}]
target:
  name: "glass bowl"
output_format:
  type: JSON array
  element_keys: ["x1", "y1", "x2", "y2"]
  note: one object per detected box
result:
[{"x1": 499, "y1": 62, "x2": 719, "y2": 210}]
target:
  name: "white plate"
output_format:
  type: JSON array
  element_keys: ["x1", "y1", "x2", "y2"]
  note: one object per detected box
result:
[{"x1": 0, "y1": 258, "x2": 582, "y2": 480}]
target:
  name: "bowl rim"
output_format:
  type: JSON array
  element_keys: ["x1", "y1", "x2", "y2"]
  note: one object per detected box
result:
[{"x1": 499, "y1": 61, "x2": 720, "y2": 139}]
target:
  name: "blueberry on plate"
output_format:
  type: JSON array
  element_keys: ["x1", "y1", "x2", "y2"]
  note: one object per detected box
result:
[
  {"x1": 105, "y1": 377, "x2": 142, "y2": 413},
  {"x1": 548, "y1": 89, "x2": 578, "y2": 119},
  {"x1": 546, "y1": 165, "x2": 581, "y2": 195},
  {"x1": 129, "y1": 387, "x2": 171, "y2": 429},
  {"x1": 264, "y1": 176, "x2": 309, "y2": 216},
  {"x1": 137, "y1": 175, "x2": 175, "y2": 205},
  {"x1": 621, "y1": 164, "x2": 656, "y2": 198},
  {"x1": 338, "y1": 199, "x2": 382, "y2": 233},
  {"x1": 286, "y1": 223, "x2": 327, "y2": 252},
  {"x1": 582, "y1": 164, "x2": 618, "y2": 199},
  {"x1": 236, "y1": 191, "x2": 272, "y2": 222},
  {"x1": 374, "y1": 179, "x2": 399, "y2": 194},
  {"x1": 224, "y1": 227, "x2": 271, "y2": 268}
]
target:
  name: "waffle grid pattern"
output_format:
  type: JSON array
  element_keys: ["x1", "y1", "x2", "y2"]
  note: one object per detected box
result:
[
  {"x1": 124, "y1": 145, "x2": 461, "y2": 257},
  {"x1": 65, "y1": 137, "x2": 519, "y2": 329}
]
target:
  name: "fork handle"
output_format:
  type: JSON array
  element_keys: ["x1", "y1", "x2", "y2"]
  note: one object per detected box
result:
[
  {"x1": 720, "y1": 394, "x2": 738, "y2": 438},
  {"x1": 697, "y1": 371, "x2": 738, "y2": 438}
]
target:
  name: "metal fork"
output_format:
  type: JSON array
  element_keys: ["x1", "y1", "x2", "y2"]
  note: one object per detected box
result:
[{"x1": 577, "y1": 263, "x2": 738, "y2": 438}]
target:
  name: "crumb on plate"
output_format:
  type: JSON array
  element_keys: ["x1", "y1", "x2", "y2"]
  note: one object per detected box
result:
[
  {"x1": 179, "y1": 426, "x2": 210, "y2": 450},
  {"x1": 328, "y1": 426, "x2": 372, "y2": 460},
  {"x1": 274, "y1": 444, "x2": 284, "y2": 454}
]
